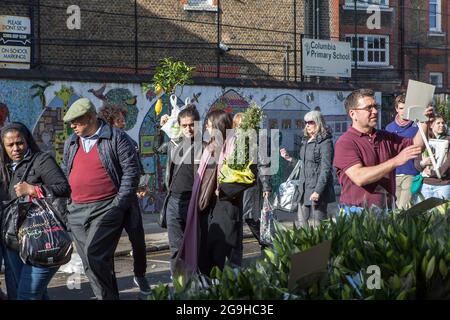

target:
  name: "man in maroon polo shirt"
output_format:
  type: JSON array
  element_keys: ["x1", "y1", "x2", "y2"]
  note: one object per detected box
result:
[{"x1": 333, "y1": 89, "x2": 433, "y2": 212}]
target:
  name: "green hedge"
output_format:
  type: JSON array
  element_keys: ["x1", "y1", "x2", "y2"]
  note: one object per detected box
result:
[{"x1": 149, "y1": 209, "x2": 450, "y2": 300}]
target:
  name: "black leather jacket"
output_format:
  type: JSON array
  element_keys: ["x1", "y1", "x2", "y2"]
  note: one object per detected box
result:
[{"x1": 61, "y1": 119, "x2": 140, "y2": 210}]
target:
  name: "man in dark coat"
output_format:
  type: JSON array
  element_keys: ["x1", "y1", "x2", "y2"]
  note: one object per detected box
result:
[{"x1": 62, "y1": 98, "x2": 140, "y2": 300}]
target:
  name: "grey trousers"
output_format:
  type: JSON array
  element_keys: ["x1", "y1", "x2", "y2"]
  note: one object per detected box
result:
[
  {"x1": 67, "y1": 198, "x2": 125, "y2": 300},
  {"x1": 166, "y1": 195, "x2": 190, "y2": 274},
  {"x1": 297, "y1": 203, "x2": 328, "y2": 228}
]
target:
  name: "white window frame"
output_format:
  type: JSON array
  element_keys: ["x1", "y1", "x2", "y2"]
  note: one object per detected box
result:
[
  {"x1": 345, "y1": 34, "x2": 390, "y2": 67},
  {"x1": 430, "y1": 72, "x2": 444, "y2": 88},
  {"x1": 344, "y1": 0, "x2": 389, "y2": 8},
  {"x1": 429, "y1": 0, "x2": 442, "y2": 32},
  {"x1": 184, "y1": 0, "x2": 217, "y2": 11}
]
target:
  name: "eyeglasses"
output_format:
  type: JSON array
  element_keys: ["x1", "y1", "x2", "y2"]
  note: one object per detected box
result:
[
  {"x1": 305, "y1": 120, "x2": 316, "y2": 125},
  {"x1": 353, "y1": 104, "x2": 379, "y2": 112}
]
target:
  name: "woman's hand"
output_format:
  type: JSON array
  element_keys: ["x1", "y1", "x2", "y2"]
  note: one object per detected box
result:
[
  {"x1": 14, "y1": 182, "x2": 37, "y2": 198},
  {"x1": 280, "y1": 148, "x2": 292, "y2": 162},
  {"x1": 310, "y1": 192, "x2": 320, "y2": 202},
  {"x1": 420, "y1": 157, "x2": 432, "y2": 167},
  {"x1": 423, "y1": 167, "x2": 432, "y2": 176}
]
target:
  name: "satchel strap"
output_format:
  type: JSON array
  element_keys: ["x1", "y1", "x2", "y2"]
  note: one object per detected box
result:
[
  {"x1": 19, "y1": 152, "x2": 39, "y2": 184},
  {"x1": 287, "y1": 160, "x2": 301, "y2": 181}
]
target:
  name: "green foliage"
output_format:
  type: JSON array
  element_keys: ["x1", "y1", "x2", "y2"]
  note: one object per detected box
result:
[
  {"x1": 227, "y1": 103, "x2": 265, "y2": 171},
  {"x1": 148, "y1": 209, "x2": 450, "y2": 300},
  {"x1": 152, "y1": 58, "x2": 195, "y2": 94},
  {"x1": 434, "y1": 97, "x2": 450, "y2": 126}
]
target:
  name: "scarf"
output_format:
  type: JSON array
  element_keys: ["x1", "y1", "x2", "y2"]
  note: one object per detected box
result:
[{"x1": 174, "y1": 135, "x2": 236, "y2": 275}]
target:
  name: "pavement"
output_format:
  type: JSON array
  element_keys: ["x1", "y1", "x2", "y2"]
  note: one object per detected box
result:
[{"x1": 113, "y1": 201, "x2": 340, "y2": 257}]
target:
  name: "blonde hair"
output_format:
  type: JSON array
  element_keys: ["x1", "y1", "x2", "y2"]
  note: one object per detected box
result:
[
  {"x1": 303, "y1": 110, "x2": 328, "y2": 137},
  {"x1": 233, "y1": 112, "x2": 244, "y2": 128}
]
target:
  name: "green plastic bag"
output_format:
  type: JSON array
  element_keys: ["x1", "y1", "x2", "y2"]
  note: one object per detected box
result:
[{"x1": 410, "y1": 174, "x2": 424, "y2": 195}]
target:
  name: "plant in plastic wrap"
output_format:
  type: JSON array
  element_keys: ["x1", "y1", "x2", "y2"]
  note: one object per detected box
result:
[{"x1": 260, "y1": 197, "x2": 277, "y2": 246}]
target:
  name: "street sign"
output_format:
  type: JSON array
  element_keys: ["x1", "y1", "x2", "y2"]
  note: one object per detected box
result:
[
  {"x1": 0, "y1": 16, "x2": 31, "y2": 34},
  {"x1": 302, "y1": 38, "x2": 352, "y2": 78},
  {"x1": 0, "y1": 15, "x2": 31, "y2": 69}
]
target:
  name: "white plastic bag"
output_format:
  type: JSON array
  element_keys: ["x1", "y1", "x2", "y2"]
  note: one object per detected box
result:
[{"x1": 161, "y1": 95, "x2": 190, "y2": 139}]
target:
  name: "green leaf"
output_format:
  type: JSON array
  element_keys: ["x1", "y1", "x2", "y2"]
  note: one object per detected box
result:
[
  {"x1": 439, "y1": 258, "x2": 448, "y2": 278},
  {"x1": 396, "y1": 290, "x2": 408, "y2": 300},
  {"x1": 426, "y1": 256, "x2": 436, "y2": 281}
]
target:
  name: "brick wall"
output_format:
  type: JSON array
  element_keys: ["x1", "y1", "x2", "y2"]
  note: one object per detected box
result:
[{"x1": 0, "y1": 0, "x2": 338, "y2": 81}]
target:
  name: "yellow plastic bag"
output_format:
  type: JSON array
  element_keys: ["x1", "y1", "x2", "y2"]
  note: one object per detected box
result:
[{"x1": 218, "y1": 162, "x2": 255, "y2": 184}]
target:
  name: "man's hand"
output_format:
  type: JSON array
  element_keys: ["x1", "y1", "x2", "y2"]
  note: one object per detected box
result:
[
  {"x1": 423, "y1": 105, "x2": 435, "y2": 122},
  {"x1": 160, "y1": 114, "x2": 169, "y2": 127},
  {"x1": 280, "y1": 148, "x2": 292, "y2": 162},
  {"x1": 393, "y1": 145, "x2": 422, "y2": 167}
]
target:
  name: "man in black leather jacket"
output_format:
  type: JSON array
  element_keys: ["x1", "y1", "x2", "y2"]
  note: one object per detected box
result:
[
  {"x1": 62, "y1": 98, "x2": 140, "y2": 300},
  {"x1": 156, "y1": 105, "x2": 202, "y2": 274}
]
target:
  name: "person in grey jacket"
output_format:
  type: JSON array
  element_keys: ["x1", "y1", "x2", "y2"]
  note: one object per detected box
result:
[
  {"x1": 62, "y1": 98, "x2": 140, "y2": 300},
  {"x1": 280, "y1": 110, "x2": 335, "y2": 228}
]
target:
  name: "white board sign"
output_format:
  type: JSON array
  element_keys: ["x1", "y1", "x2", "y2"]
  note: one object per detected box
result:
[{"x1": 302, "y1": 38, "x2": 352, "y2": 78}]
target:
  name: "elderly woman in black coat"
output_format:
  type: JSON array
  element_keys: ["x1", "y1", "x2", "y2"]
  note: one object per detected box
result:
[
  {"x1": 280, "y1": 111, "x2": 335, "y2": 228},
  {"x1": 0, "y1": 122, "x2": 70, "y2": 300}
]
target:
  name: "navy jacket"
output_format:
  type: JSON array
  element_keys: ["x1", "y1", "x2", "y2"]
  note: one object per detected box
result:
[{"x1": 61, "y1": 119, "x2": 140, "y2": 211}]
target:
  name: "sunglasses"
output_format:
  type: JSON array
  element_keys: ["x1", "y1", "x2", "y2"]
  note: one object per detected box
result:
[
  {"x1": 305, "y1": 120, "x2": 316, "y2": 125},
  {"x1": 353, "y1": 104, "x2": 379, "y2": 112}
]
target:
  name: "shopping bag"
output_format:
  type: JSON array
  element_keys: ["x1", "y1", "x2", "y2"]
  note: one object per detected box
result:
[
  {"x1": 260, "y1": 197, "x2": 277, "y2": 246},
  {"x1": 18, "y1": 196, "x2": 73, "y2": 268},
  {"x1": 273, "y1": 160, "x2": 301, "y2": 212}
]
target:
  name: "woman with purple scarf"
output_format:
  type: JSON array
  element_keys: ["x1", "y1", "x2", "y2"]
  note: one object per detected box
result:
[{"x1": 175, "y1": 110, "x2": 255, "y2": 276}]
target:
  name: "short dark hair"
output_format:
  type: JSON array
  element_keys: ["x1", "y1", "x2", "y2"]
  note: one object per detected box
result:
[
  {"x1": 98, "y1": 103, "x2": 127, "y2": 126},
  {"x1": 394, "y1": 94, "x2": 406, "y2": 110},
  {"x1": 344, "y1": 89, "x2": 375, "y2": 114},
  {"x1": 178, "y1": 104, "x2": 200, "y2": 124}
]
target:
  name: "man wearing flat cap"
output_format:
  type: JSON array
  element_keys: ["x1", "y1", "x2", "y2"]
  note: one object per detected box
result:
[{"x1": 62, "y1": 97, "x2": 140, "y2": 300}]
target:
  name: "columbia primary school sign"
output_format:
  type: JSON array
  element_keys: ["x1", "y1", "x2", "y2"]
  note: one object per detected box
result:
[{"x1": 302, "y1": 38, "x2": 352, "y2": 78}]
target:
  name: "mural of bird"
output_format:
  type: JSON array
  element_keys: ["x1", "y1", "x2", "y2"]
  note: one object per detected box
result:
[
  {"x1": 191, "y1": 92, "x2": 201, "y2": 104},
  {"x1": 30, "y1": 81, "x2": 53, "y2": 108},
  {"x1": 88, "y1": 84, "x2": 107, "y2": 101}
]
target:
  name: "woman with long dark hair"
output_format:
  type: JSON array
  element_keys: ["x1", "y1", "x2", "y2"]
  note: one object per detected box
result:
[
  {"x1": 175, "y1": 109, "x2": 235, "y2": 275},
  {"x1": 0, "y1": 122, "x2": 70, "y2": 300}
]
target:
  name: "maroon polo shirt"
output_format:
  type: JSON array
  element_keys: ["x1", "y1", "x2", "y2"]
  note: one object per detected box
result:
[{"x1": 333, "y1": 126, "x2": 413, "y2": 208}]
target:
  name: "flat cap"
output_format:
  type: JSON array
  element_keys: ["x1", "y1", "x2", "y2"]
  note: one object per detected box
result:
[{"x1": 63, "y1": 98, "x2": 97, "y2": 122}]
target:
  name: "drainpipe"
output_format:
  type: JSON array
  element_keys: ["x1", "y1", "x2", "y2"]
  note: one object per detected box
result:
[
  {"x1": 312, "y1": 0, "x2": 316, "y2": 38},
  {"x1": 316, "y1": 0, "x2": 320, "y2": 39}
]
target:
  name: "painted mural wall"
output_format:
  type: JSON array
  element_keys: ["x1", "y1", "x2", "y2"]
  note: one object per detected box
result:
[{"x1": 0, "y1": 79, "x2": 381, "y2": 212}]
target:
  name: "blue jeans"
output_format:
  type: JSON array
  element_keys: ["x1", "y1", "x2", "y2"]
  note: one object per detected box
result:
[
  {"x1": 1, "y1": 243, "x2": 18, "y2": 300},
  {"x1": 5, "y1": 248, "x2": 58, "y2": 300},
  {"x1": 339, "y1": 205, "x2": 364, "y2": 216},
  {"x1": 421, "y1": 183, "x2": 450, "y2": 200}
]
